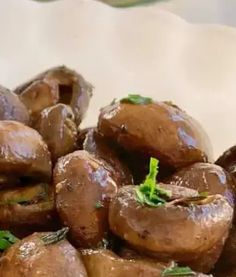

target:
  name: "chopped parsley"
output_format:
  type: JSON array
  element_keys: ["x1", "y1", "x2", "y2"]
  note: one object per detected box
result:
[
  {"x1": 162, "y1": 265, "x2": 195, "y2": 276},
  {"x1": 199, "y1": 191, "x2": 209, "y2": 198},
  {"x1": 97, "y1": 238, "x2": 109, "y2": 249},
  {"x1": 95, "y1": 201, "x2": 104, "y2": 209},
  {"x1": 136, "y1": 157, "x2": 171, "y2": 207},
  {"x1": 121, "y1": 94, "x2": 153, "y2": 105},
  {"x1": 41, "y1": 227, "x2": 69, "y2": 245},
  {"x1": 0, "y1": 231, "x2": 19, "y2": 251}
]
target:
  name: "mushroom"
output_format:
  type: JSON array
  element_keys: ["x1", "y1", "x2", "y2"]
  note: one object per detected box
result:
[
  {"x1": 81, "y1": 249, "x2": 210, "y2": 277},
  {"x1": 0, "y1": 228, "x2": 88, "y2": 277},
  {"x1": 98, "y1": 101, "x2": 213, "y2": 169},
  {"x1": 0, "y1": 85, "x2": 29, "y2": 124},
  {"x1": 79, "y1": 128, "x2": 133, "y2": 185},
  {"x1": 34, "y1": 104, "x2": 77, "y2": 163},
  {"x1": 14, "y1": 66, "x2": 93, "y2": 125},
  {"x1": 109, "y1": 185, "x2": 233, "y2": 272},
  {"x1": 213, "y1": 225, "x2": 236, "y2": 277},
  {"x1": 54, "y1": 150, "x2": 119, "y2": 248},
  {"x1": 0, "y1": 183, "x2": 58, "y2": 237},
  {"x1": 165, "y1": 162, "x2": 236, "y2": 207},
  {"x1": 0, "y1": 121, "x2": 52, "y2": 184},
  {"x1": 216, "y1": 145, "x2": 236, "y2": 179}
]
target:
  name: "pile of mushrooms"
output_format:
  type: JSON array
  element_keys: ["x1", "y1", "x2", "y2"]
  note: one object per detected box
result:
[{"x1": 0, "y1": 66, "x2": 235, "y2": 277}]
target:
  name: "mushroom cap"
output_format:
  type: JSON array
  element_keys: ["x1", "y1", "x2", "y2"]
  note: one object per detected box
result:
[
  {"x1": 109, "y1": 185, "x2": 233, "y2": 271},
  {"x1": 0, "y1": 121, "x2": 52, "y2": 181},
  {"x1": 0, "y1": 231, "x2": 88, "y2": 277},
  {"x1": 34, "y1": 103, "x2": 77, "y2": 163},
  {"x1": 15, "y1": 66, "x2": 93, "y2": 125},
  {"x1": 98, "y1": 101, "x2": 213, "y2": 169},
  {"x1": 0, "y1": 85, "x2": 29, "y2": 124}
]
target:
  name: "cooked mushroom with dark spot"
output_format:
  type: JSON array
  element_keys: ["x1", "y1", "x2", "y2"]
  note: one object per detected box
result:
[{"x1": 14, "y1": 66, "x2": 93, "y2": 125}]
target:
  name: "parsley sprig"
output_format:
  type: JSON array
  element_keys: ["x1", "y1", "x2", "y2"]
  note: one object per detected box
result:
[
  {"x1": 121, "y1": 94, "x2": 153, "y2": 105},
  {"x1": 0, "y1": 231, "x2": 19, "y2": 251},
  {"x1": 136, "y1": 158, "x2": 171, "y2": 207},
  {"x1": 41, "y1": 227, "x2": 69, "y2": 245},
  {"x1": 162, "y1": 264, "x2": 195, "y2": 276}
]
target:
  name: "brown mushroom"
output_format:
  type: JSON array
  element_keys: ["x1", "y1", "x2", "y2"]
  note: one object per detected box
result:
[
  {"x1": 0, "y1": 121, "x2": 52, "y2": 183},
  {"x1": 213, "y1": 225, "x2": 236, "y2": 277},
  {"x1": 54, "y1": 150, "x2": 119, "y2": 248},
  {"x1": 109, "y1": 185, "x2": 233, "y2": 272},
  {"x1": 0, "y1": 183, "x2": 58, "y2": 237},
  {"x1": 79, "y1": 128, "x2": 133, "y2": 185},
  {"x1": 34, "y1": 104, "x2": 77, "y2": 163},
  {"x1": 81, "y1": 249, "x2": 210, "y2": 277},
  {"x1": 0, "y1": 85, "x2": 29, "y2": 124},
  {"x1": 98, "y1": 101, "x2": 213, "y2": 169},
  {"x1": 14, "y1": 66, "x2": 93, "y2": 125},
  {"x1": 216, "y1": 145, "x2": 236, "y2": 179},
  {"x1": 165, "y1": 162, "x2": 236, "y2": 207},
  {"x1": 0, "y1": 229, "x2": 88, "y2": 277}
]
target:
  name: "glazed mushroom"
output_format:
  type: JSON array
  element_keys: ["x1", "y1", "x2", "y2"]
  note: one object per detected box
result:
[
  {"x1": 213, "y1": 225, "x2": 236, "y2": 277},
  {"x1": 98, "y1": 99, "x2": 213, "y2": 169},
  {"x1": 79, "y1": 128, "x2": 133, "y2": 185},
  {"x1": 0, "y1": 121, "x2": 52, "y2": 184},
  {"x1": 0, "y1": 228, "x2": 88, "y2": 277},
  {"x1": 54, "y1": 150, "x2": 119, "y2": 248},
  {"x1": 14, "y1": 66, "x2": 93, "y2": 125},
  {"x1": 34, "y1": 104, "x2": 77, "y2": 163},
  {"x1": 81, "y1": 249, "x2": 210, "y2": 277},
  {"x1": 0, "y1": 183, "x2": 57, "y2": 237},
  {"x1": 0, "y1": 85, "x2": 29, "y2": 124},
  {"x1": 216, "y1": 145, "x2": 236, "y2": 179},
  {"x1": 165, "y1": 162, "x2": 236, "y2": 207},
  {"x1": 109, "y1": 184, "x2": 233, "y2": 272}
]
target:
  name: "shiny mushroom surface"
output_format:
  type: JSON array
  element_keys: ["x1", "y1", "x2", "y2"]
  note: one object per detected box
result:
[
  {"x1": 165, "y1": 162, "x2": 236, "y2": 207},
  {"x1": 98, "y1": 101, "x2": 213, "y2": 169},
  {"x1": 0, "y1": 184, "x2": 57, "y2": 237},
  {"x1": 0, "y1": 229, "x2": 88, "y2": 277},
  {"x1": 109, "y1": 185, "x2": 233, "y2": 272},
  {"x1": 0, "y1": 121, "x2": 52, "y2": 183},
  {"x1": 0, "y1": 85, "x2": 29, "y2": 124},
  {"x1": 79, "y1": 128, "x2": 133, "y2": 185},
  {"x1": 14, "y1": 66, "x2": 93, "y2": 125},
  {"x1": 34, "y1": 104, "x2": 77, "y2": 163},
  {"x1": 54, "y1": 150, "x2": 119, "y2": 247},
  {"x1": 81, "y1": 249, "x2": 210, "y2": 277}
]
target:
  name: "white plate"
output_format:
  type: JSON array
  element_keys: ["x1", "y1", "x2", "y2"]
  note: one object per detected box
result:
[{"x1": 0, "y1": 0, "x2": 236, "y2": 159}]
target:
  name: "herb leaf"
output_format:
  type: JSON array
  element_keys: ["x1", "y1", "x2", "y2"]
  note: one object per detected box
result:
[
  {"x1": 0, "y1": 231, "x2": 19, "y2": 251},
  {"x1": 199, "y1": 191, "x2": 209, "y2": 197},
  {"x1": 136, "y1": 157, "x2": 171, "y2": 207},
  {"x1": 41, "y1": 227, "x2": 69, "y2": 245},
  {"x1": 121, "y1": 94, "x2": 153, "y2": 105},
  {"x1": 95, "y1": 201, "x2": 104, "y2": 209},
  {"x1": 162, "y1": 265, "x2": 195, "y2": 276}
]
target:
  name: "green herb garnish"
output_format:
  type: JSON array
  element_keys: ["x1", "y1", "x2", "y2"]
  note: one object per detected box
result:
[
  {"x1": 100, "y1": 0, "x2": 158, "y2": 7},
  {"x1": 121, "y1": 94, "x2": 153, "y2": 105},
  {"x1": 136, "y1": 157, "x2": 171, "y2": 207},
  {"x1": 95, "y1": 201, "x2": 104, "y2": 209},
  {"x1": 41, "y1": 227, "x2": 69, "y2": 245},
  {"x1": 162, "y1": 265, "x2": 195, "y2": 276},
  {"x1": 97, "y1": 238, "x2": 109, "y2": 249},
  {"x1": 0, "y1": 231, "x2": 19, "y2": 251},
  {"x1": 199, "y1": 191, "x2": 209, "y2": 198}
]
